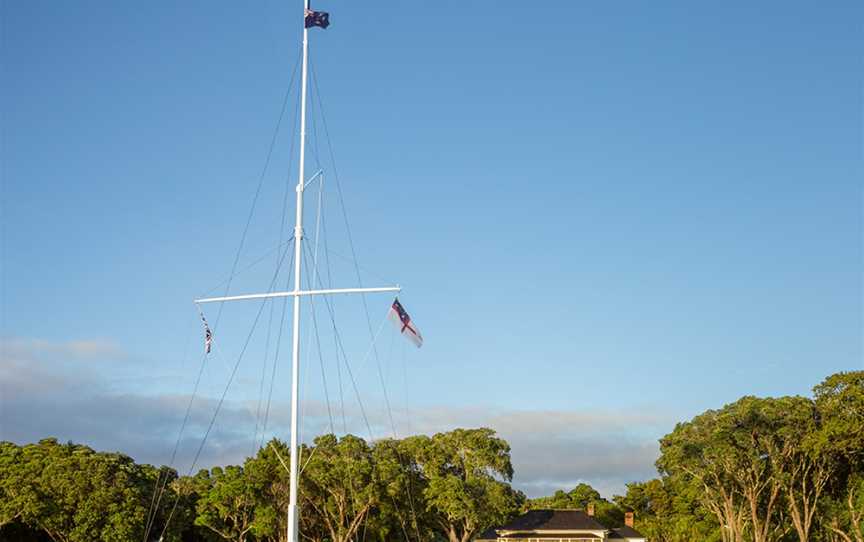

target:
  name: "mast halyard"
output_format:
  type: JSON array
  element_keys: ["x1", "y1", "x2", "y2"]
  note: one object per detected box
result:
[{"x1": 193, "y1": 3, "x2": 400, "y2": 542}]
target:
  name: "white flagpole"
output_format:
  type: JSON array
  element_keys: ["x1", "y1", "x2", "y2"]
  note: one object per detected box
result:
[
  {"x1": 287, "y1": 0, "x2": 310, "y2": 540},
  {"x1": 186, "y1": 6, "x2": 403, "y2": 542}
]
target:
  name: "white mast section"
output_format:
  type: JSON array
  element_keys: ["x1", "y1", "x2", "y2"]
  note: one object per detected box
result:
[
  {"x1": 194, "y1": 4, "x2": 400, "y2": 542},
  {"x1": 286, "y1": 0, "x2": 310, "y2": 538}
]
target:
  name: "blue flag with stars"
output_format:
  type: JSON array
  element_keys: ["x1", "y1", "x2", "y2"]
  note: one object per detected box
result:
[{"x1": 305, "y1": 9, "x2": 330, "y2": 29}]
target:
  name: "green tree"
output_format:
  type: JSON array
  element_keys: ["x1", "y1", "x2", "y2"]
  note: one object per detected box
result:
[
  {"x1": 0, "y1": 442, "x2": 25, "y2": 529},
  {"x1": 658, "y1": 391, "x2": 860, "y2": 542},
  {"x1": 139, "y1": 463, "x2": 196, "y2": 542},
  {"x1": 404, "y1": 428, "x2": 523, "y2": 542},
  {"x1": 243, "y1": 439, "x2": 292, "y2": 542},
  {"x1": 298, "y1": 434, "x2": 380, "y2": 542},
  {"x1": 813, "y1": 371, "x2": 864, "y2": 462},
  {"x1": 759, "y1": 396, "x2": 832, "y2": 542},
  {"x1": 529, "y1": 483, "x2": 601, "y2": 509},
  {"x1": 369, "y1": 438, "x2": 435, "y2": 542},
  {"x1": 658, "y1": 409, "x2": 749, "y2": 542},
  {"x1": 0, "y1": 438, "x2": 177, "y2": 542},
  {"x1": 825, "y1": 475, "x2": 864, "y2": 542},
  {"x1": 194, "y1": 463, "x2": 269, "y2": 542},
  {"x1": 615, "y1": 478, "x2": 721, "y2": 542},
  {"x1": 814, "y1": 372, "x2": 864, "y2": 542},
  {"x1": 528, "y1": 483, "x2": 622, "y2": 527}
]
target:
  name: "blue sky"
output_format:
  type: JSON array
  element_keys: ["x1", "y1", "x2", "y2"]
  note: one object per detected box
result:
[{"x1": 1, "y1": 0, "x2": 862, "y2": 497}]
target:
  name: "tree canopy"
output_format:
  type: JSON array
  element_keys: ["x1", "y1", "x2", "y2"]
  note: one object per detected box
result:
[
  {"x1": 404, "y1": 428, "x2": 524, "y2": 542},
  {"x1": 1, "y1": 371, "x2": 861, "y2": 542}
]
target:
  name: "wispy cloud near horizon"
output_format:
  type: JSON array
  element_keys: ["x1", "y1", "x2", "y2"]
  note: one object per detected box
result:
[
  {"x1": 4, "y1": 337, "x2": 127, "y2": 363},
  {"x1": 1, "y1": 336, "x2": 666, "y2": 498}
]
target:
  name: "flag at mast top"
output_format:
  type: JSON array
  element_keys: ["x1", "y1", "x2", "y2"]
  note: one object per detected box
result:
[{"x1": 305, "y1": 6, "x2": 330, "y2": 29}]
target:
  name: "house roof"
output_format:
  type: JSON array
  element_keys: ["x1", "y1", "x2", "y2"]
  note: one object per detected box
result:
[
  {"x1": 492, "y1": 533, "x2": 604, "y2": 539},
  {"x1": 497, "y1": 509, "x2": 607, "y2": 532},
  {"x1": 610, "y1": 525, "x2": 645, "y2": 539},
  {"x1": 476, "y1": 527, "x2": 498, "y2": 541}
]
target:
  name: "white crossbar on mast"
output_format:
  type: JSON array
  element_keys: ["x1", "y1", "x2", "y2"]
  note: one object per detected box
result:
[{"x1": 194, "y1": 286, "x2": 401, "y2": 305}]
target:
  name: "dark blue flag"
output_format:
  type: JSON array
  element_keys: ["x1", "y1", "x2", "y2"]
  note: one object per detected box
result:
[{"x1": 305, "y1": 9, "x2": 330, "y2": 29}]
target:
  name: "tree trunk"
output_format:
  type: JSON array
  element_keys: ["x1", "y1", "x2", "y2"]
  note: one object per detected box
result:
[
  {"x1": 740, "y1": 461, "x2": 781, "y2": 542},
  {"x1": 826, "y1": 486, "x2": 864, "y2": 542},
  {"x1": 776, "y1": 444, "x2": 829, "y2": 542},
  {"x1": 848, "y1": 487, "x2": 864, "y2": 542},
  {"x1": 707, "y1": 484, "x2": 746, "y2": 542}
]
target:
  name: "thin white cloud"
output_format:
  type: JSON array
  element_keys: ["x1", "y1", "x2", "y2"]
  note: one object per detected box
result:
[
  {"x1": 0, "y1": 337, "x2": 665, "y2": 498},
  {"x1": 389, "y1": 406, "x2": 665, "y2": 498},
  {"x1": 3, "y1": 337, "x2": 126, "y2": 363}
]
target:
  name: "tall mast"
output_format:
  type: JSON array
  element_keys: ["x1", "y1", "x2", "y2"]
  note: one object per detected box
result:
[
  {"x1": 287, "y1": 0, "x2": 310, "y2": 540},
  {"x1": 193, "y1": 4, "x2": 403, "y2": 541}
]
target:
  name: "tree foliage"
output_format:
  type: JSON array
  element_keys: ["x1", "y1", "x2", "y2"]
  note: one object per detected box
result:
[
  {"x1": 650, "y1": 371, "x2": 864, "y2": 542},
  {"x1": 615, "y1": 478, "x2": 720, "y2": 542},
  {"x1": 528, "y1": 483, "x2": 621, "y2": 527},
  {"x1": 1, "y1": 371, "x2": 861, "y2": 542},
  {"x1": 0, "y1": 428, "x2": 525, "y2": 542},
  {"x1": 298, "y1": 434, "x2": 380, "y2": 542},
  {"x1": 402, "y1": 428, "x2": 523, "y2": 542},
  {"x1": 0, "y1": 438, "x2": 187, "y2": 542}
]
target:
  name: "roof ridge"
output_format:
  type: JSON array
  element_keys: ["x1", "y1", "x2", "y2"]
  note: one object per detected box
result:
[
  {"x1": 497, "y1": 508, "x2": 609, "y2": 532},
  {"x1": 528, "y1": 508, "x2": 587, "y2": 513}
]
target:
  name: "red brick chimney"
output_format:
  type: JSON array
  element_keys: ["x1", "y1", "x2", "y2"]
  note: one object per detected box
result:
[
  {"x1": 625, "y1": 511, "x2": 635, "y2": 528},
  {"x1": 586, "y1": 503, "x2": 595, "y2": 517}
]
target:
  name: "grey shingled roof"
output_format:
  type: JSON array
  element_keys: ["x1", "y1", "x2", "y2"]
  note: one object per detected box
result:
[
  {"x1": 493, "y1": 533, "x2": 603, "y2": 539},
  {"x1": 476, "y1": 527, "x2": 498, "y2": 541},
  {"x1": 497, "y1": 509, "x2": 607, "y2": 531},
  {"x1": 610, "y1": 525, "x2": 646, "y2": 538}
]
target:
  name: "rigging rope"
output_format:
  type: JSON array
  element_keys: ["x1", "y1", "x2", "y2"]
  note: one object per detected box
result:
[
  {"x1": 299, "y1": 203, "x2": 364, "y2": 534},
  {"x1": 253, "y1": 299, "x2": 276, "y2": 457},
  {"x1": 312, "y1": 265, "x2": 408, "y2": 542},
  {"x1": 158, "y1": 239, "x2": 294, "y2": 541},
  {"x1": 195, "y1": 237, "x2": 293, "y2": 300},
  {"x1": 302, "y1": 242, "x2": 419, "y2": 542},
  {"x1": 309, "y1": 62, "x2": 401, "y2": 438},
  {"x1": 143, "y1": 51, "x2": 303, "y2": 542},
  {"x1": 142, "y1": 313, "x2": 197, "y2": 542},
  {"x1": 254, "y1": 55, "x2": 304, "y2": 456},
  {"x1": 320, "y1": 208, "x2": 350, "y2": 435},
  {"x1": 302, "y1": 244, "x2": 384, "y2": 437},
  {"x1": 258, "y1": 244, "x2": 296, "y2": 448},
  {"x1": 257, "y1": 78, "x2": 303, "y2": 452},
  {"x1": 213, "y1": 49, "x2": 301, "y2": 334},
  {"x1": 309, "y1": 63, "x2": 422, "y2": 541},
  {"x1": 142, "y1": 332, "x2": 209, "y2": 542},
  {"x1": 299, "y1": 179, "x2": 337, "y2": 436}
]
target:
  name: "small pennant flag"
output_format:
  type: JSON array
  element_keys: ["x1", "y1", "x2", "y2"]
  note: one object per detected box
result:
[
  {"x1": 200, "y1": 312, "x2": 213, "y2": 354},
  {"x1": 389, "y1": 298, "x2": 423, "y2": 348},
  {"x1": 305, "y1": 8, "x2": 330, "y2": 29}
]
